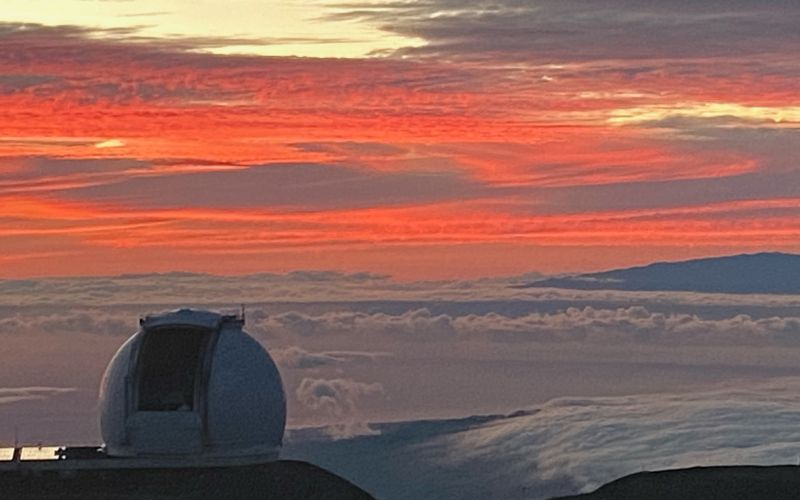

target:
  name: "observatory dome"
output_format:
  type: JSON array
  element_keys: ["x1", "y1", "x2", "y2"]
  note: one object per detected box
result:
[{"x1": 98, "y1": 309, "x2": 286, "y2": 459}]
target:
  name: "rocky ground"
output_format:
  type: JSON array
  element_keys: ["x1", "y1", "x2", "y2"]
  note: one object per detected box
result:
[{"x1": 553, "y1": 465, "x2": 800, "y2": 500}]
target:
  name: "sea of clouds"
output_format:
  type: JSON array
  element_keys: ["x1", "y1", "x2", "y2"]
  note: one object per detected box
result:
[
  {"x1": 286, "y1": 378, "x2": 800, "y2": 500},
  {"x1": 3, "y1": 270, "x2": 800, "y2": 499}
]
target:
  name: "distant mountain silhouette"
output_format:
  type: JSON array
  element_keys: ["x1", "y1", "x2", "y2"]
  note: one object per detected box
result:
[
  {"x1": 520, "y1": 253, "x2": 800, "y2": 294},
  {"x1": 551, "y1": 465, "x2": 800, "y2": 500}
]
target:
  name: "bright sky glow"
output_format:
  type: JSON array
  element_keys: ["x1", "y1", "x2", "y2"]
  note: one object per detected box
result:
[
  {"x1": 0, "y1": 0, "x2": 422, "y2": 57},
  {"x1": 609, "y1": 103, "x2": 800, "y2": 126}
]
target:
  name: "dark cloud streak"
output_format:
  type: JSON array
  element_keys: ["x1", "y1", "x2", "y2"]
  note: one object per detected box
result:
[
  {"x1": 62, "y1": 162, "x2": 484, "y2": 210},
  {"x1": 334, "y1": 0, "x2": 800, "y2": 64}
]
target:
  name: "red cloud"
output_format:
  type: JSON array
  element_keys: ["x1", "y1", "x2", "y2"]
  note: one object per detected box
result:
[{"x1": 1, "y1": 22, "x2": 798, "y2": 277}]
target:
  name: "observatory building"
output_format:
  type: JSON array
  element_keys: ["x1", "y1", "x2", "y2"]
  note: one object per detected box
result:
[
  {"x1": 2, "y1": 308, "x2": 287, "y2": 467},
  {"x1": 99, "y1": 308, "x2": 286, "y2": 461}
]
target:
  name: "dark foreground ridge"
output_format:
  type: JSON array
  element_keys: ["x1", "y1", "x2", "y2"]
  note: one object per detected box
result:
[
  {"x1": 552, "y1": 465, "x2": 800, "y2": 500},
  {"x1": 521, "y1": 252, "x2": 800, "y2": 294},
  {"x1": 0, "y1": 460, "x2": 375, "y2": 500}
]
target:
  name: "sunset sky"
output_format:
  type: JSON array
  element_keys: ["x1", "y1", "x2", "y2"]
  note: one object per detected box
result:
[{"x1": 1, "y1": 1, "x2": 799, "y2": 278}]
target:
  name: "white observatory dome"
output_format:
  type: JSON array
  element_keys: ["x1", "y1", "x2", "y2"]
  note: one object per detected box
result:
[{"x1": 98, "y1": 309, "x2": 286, "y2": 460}]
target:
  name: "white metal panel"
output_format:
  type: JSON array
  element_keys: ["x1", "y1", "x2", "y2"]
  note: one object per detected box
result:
[
  {"x1": 127, "y1": 412, "x2": 203, "y2": 455},
  {"x1": 205, "y1": 324, "x2": 286, "y2": 453}
]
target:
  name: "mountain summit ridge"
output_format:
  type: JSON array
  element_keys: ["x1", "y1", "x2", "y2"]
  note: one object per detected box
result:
[{"x1": 521, "y1": 252, "x2": 800, "y2": 294}]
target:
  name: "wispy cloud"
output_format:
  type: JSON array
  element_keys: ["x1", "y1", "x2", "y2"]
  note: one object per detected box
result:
[
  {"x1": 0, "y1": 387, "x2": 77, "y2": 405},
  {"x1": 274, "y1": 346, "x2": 392, "y2": 369}
]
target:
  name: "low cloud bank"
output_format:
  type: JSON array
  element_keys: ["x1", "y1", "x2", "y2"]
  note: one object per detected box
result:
[
  {"x1": 7, "y1": 304, "x2": 800, "y2": 348},
  {"x1": 433, "y1": 379, "x2": 800, "y2": 497},
  {"x1": 286, "y1": 379, "x2": 800, "y2": 500},
  {"x1": 263, "y1": 306, "x2": 800, "y2": 346},
  {"x1": 6, "y1": 272, "x2": 800, "y2": 309},
  {"x1": 0, "y1": 310, "x2": 131, "y2": 337}
]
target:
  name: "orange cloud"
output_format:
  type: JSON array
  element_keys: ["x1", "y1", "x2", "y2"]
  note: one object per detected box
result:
[{"x1": 1, "y1": 21, "x2": 798, "y2": 278}]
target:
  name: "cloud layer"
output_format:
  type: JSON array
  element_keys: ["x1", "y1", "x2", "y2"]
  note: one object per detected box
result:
[
  {"x1": 3, "y1": 271, "x2": 800, "y2": 450},
  {"x1": 437, "y1": 379, "x2": 800, "y2": 497},
  {"x1": 285, "y1": 378, "x2": 800, "y2": 500}
]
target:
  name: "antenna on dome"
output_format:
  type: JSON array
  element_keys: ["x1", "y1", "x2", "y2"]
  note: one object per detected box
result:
[
  {"x1": 12, "y1": 425, "x2": 21, "y2": 464},
  {"x1": 240, "y1": 304, "x2": 246, "y2": 325}
]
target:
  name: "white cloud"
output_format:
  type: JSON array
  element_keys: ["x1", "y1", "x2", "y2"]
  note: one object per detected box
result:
[{"x1": 296, "y1": 377, "x2": 384, "y2": 439}]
